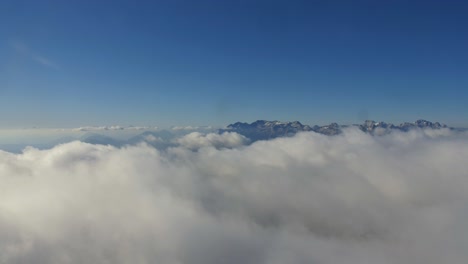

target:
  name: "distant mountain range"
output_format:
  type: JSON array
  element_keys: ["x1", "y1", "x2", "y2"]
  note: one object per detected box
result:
[
  {"x1": 1, "y1": 120, "x2": 458, "y2": 153},
  {"x1": 220, "y1": 120, "x2": 450, "y2": 141}
]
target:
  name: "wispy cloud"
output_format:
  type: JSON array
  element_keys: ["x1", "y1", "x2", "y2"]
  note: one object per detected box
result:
[
  {"x1": 31, "y1": 54, "x2": 59, "y2": 69},
  {"x1": 171, "y1": 125, "x2": 214, "y2": 131},
  {"x1": 71, "y1": 125, "x2": 157, "y2": 132},
  {"x1": 8, "y1": 39, "x2": 60, "y2": 69}
]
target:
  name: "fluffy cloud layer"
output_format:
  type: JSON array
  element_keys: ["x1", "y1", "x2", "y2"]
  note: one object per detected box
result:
[
  {"x1": 0, "y1": 128, "x2": 467, "y2": 264},
  {"x1": 176, "y1": 132, "x2": 249, "y2": 150},
  {"x1": 72, "y1": 126, "x2": 157, "y2": 132}
]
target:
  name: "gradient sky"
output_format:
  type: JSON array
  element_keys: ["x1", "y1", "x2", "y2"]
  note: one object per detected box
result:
[{"x1": 1, "y1": 0, "x2": 467, "y2": 128}]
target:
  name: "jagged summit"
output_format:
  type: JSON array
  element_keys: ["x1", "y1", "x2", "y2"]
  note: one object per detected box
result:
[
  {"x1": 222, "y1": 119, "x2": 450, "y2": 141},
  {"x1": 359, "y1": 119, "x2": 447, "y2": 134},
  {"x1": 223, "y1": 120, "x2": 312, "y2": 141}
]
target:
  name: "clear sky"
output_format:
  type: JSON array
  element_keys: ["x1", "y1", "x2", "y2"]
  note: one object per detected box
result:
[{"x1": 1, "y1": 0, "x2": 467, "y2": 128}]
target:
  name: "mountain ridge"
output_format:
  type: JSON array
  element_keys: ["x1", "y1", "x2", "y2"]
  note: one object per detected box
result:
[{"x1": 220, "y1": 119, "x2": 450, "y2": 140}]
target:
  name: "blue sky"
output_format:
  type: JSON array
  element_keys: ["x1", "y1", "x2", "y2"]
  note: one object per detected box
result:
[{"x1": 1, "y1": 0, "x2": 467, "y2": 128}]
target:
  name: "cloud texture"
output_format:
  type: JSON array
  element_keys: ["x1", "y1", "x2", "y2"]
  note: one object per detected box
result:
[
  {"x1": 176, "y1": 132, "x2": 249, "y2": 150},
  {"x1": 1, "y1": 128, "x2": 467, "y2": 264}
]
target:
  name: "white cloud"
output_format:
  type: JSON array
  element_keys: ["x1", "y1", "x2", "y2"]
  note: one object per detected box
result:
[
  {"x1": 72, "y1": 126, "x2": 124, "y2": 131},
  {"x1": 176, "y1": 132, "x2": 249, "y2": 150},
  {"x1": 72, "y1": 126, "x2": 156, "y2": 132},
  {"x1": 0, "y1": 129, "x2": 467, "y2": 263},
  {"x1": 144, "y1": 134, "x2": 163, "y2": 143},
  {"x1": 171, "y1": 126, "x2": 214, "y2": 131}
]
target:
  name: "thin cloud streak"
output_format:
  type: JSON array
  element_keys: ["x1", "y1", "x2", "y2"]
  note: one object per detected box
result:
[{"x1": 8, "y1": 39, "x2": 60, "y2": 69}]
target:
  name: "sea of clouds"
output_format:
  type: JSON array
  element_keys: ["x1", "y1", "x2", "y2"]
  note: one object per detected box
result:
[{"x1": 1, "y1": 127, "x2": 467, "y2": 264}]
